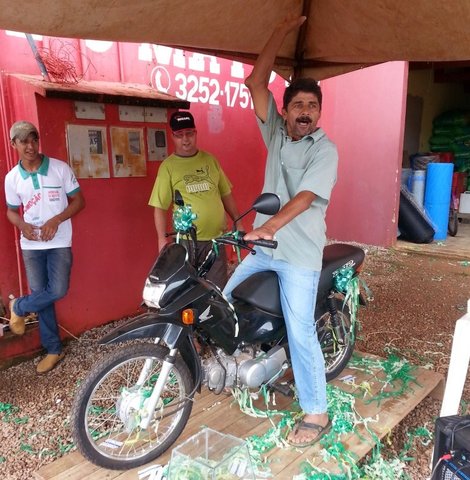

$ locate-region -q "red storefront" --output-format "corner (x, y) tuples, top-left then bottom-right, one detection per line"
(0, 32), (406, 363)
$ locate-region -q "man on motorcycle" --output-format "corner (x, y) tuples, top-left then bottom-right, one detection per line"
(223, 15), (338, 447)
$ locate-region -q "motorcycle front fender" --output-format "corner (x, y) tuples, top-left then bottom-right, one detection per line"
(99, 312), (189, 347)
(99, 312), (203, 392)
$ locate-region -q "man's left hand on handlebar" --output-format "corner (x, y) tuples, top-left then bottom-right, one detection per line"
(243, 225), (275, 241)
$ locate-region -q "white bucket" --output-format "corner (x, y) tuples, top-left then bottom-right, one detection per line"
(459, 191), (470, 214)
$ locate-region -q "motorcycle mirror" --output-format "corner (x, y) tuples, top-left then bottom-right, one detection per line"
(252, 193), (281, 216)
(174, 190), (184, 207)
(233, 193), (280, 227)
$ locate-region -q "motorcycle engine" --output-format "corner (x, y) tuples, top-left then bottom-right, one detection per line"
(202, 345), (288, 393)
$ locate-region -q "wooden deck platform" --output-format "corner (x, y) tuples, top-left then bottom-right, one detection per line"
(33, 352), (444, 479)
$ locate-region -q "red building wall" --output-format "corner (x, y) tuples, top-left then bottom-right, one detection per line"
(321, 62), (408, 246)
(0, 31), (406, 362)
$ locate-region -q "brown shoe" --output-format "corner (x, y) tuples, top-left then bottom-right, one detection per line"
(36, 353), (65, 374)
(9, 299), (25, 336)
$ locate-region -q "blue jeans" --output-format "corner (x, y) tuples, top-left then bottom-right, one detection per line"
(14, 248), (72, 354)
(223, 248), (327, 414)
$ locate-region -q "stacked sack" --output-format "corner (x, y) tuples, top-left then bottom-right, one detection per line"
(429, 110), (470, 189)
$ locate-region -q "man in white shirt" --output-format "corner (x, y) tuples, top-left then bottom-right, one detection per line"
(4, 121), (85, 373)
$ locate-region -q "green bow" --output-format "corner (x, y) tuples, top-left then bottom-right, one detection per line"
(173, 205), (197, 232)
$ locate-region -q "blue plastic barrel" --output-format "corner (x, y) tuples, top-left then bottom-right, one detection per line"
(424, 163), (454, 240)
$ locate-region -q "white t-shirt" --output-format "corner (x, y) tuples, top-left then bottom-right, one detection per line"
(4, 155), (81, 250)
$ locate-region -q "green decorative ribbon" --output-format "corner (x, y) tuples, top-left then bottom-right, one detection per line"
(332, 266), (373, 344)
(172, 205), (197, 232)
(0, 402), (28, 424)
(226, 354), (423, 480)
(212, 230), (245, 262)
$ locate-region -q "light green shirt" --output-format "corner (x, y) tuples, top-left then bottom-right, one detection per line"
(148, 150), (232, 240)
(254, 93), (338, 270)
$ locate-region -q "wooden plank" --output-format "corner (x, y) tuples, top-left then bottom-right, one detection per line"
(265, 363), (381, 478)
(34, 354), (444, 480)
(32, 452), (88, 480)
(47, 458), (101, 480)
(76, 466), (128, 480)
(265, 361), (444, 478)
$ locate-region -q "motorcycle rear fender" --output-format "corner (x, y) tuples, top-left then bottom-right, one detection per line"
(98, 312), (202, 391)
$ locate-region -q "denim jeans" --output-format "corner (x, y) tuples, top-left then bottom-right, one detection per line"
(223, 248), (327, 414)
(14, 248), (72, 354)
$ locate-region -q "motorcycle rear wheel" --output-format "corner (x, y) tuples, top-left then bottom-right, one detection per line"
(316, 297), (355, 382)
(71, 343), (193, 470)
(448, 207), (459, 237)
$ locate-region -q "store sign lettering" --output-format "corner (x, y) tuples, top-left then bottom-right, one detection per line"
(5, 32), (274, 110)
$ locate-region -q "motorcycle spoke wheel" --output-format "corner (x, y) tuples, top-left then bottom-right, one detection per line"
(316, 297), (355, 382)
(72, 343), (193, 470)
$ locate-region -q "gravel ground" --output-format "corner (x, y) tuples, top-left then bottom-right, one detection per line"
(1, 246), (470, 479)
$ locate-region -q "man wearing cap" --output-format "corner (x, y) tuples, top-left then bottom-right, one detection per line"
(4, 121), (85, 373)
(148, 111), (243, 287)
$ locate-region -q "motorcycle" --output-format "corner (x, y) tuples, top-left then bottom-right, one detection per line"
(71, 192), (366, 470)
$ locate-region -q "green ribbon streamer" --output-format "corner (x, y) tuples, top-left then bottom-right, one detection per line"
(212, 230), (245, 262)
(0, 402), (29, 424)
(227, 354), (423, 480)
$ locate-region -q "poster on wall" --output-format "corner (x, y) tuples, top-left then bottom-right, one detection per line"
(66, 124), (110, 178)
(110, 127), (146, 177)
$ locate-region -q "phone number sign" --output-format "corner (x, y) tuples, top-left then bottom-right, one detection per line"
(151, 66), (253, 110)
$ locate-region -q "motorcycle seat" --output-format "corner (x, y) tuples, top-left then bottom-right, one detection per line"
(318, 243), (365, 293)
(231, 244), (365, 316)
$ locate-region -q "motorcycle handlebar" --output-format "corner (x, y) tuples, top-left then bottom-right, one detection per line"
(250, 238), (278, 249)
(214, 236), (278, 250)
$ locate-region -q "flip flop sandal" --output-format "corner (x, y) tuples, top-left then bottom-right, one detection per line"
(286, 418), (332, 448)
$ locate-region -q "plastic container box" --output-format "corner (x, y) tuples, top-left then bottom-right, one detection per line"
(460, 191), (470, 213)
(168, 428), (255, 479)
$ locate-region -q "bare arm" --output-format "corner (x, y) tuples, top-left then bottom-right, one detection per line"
(244, 190), (315, 241)
(221, 192), (245, 231)
(245, 15), (306, 122)
(154, 207), (171, 252)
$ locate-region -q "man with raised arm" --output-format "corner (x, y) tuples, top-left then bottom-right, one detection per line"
(223, 16), (338, 446)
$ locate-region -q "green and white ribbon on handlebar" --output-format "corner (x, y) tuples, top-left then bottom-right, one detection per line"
(212, 230), (245, 263)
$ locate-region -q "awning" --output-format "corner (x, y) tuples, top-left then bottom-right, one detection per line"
(1, 1), (470, 80)
(10, 73), (190, 109)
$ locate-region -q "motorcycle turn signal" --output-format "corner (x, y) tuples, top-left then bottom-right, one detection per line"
(182, 309), (195, 325)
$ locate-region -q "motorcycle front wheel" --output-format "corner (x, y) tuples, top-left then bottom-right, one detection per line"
(316, 296), (355, 382)
(71, 343), (193, 470)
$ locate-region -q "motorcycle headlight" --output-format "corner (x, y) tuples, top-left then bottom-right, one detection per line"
(143, 280), (166, 309)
